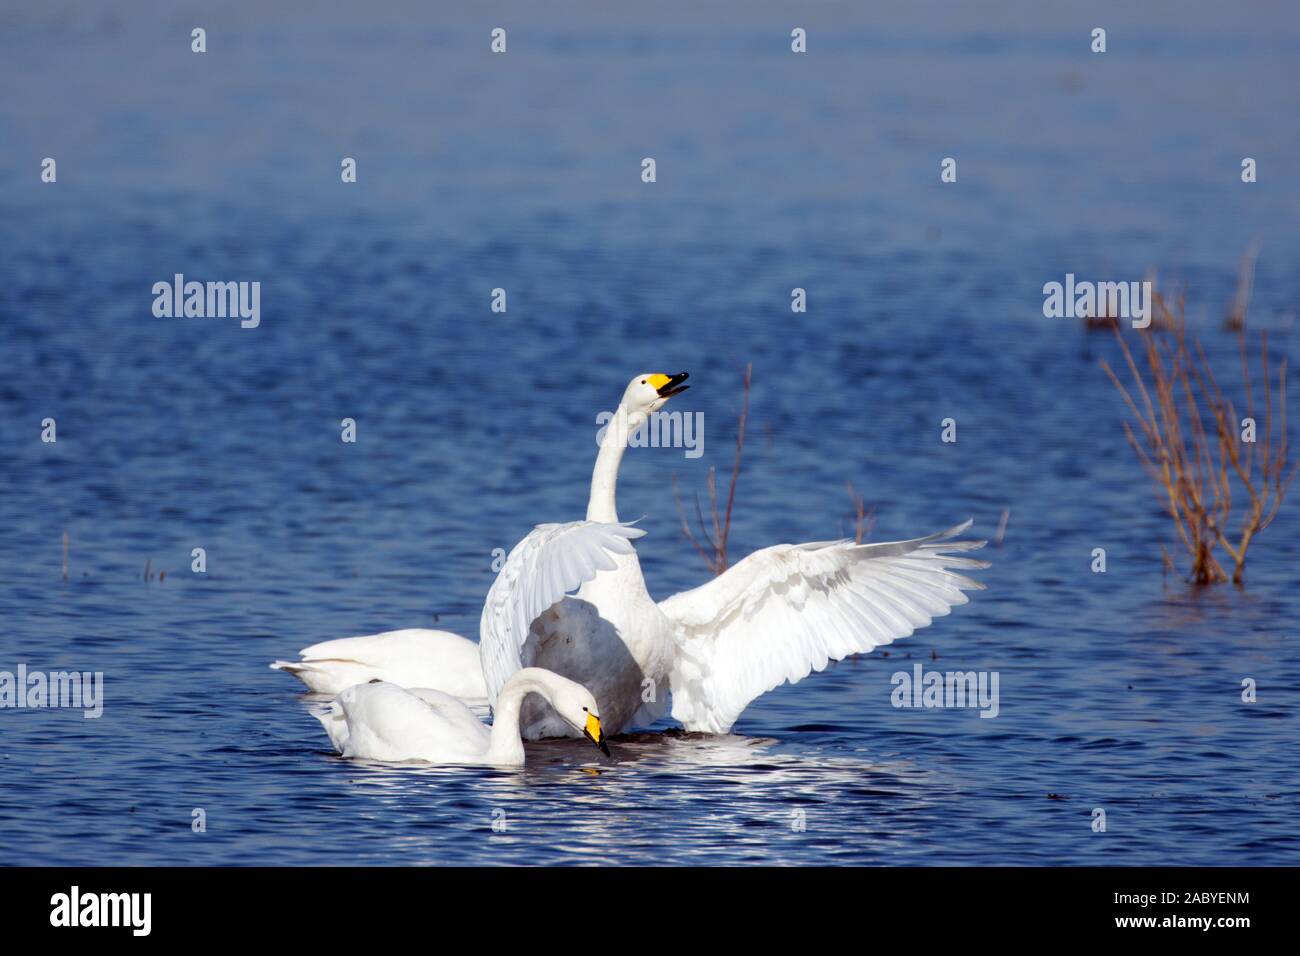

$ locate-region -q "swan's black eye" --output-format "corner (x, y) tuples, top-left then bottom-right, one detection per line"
(640, 379), (646, 384)
(582, 706), (589, 712)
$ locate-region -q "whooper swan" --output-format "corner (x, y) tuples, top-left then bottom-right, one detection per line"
(313, 668), (608, 766)
(479, 372), (989, 738)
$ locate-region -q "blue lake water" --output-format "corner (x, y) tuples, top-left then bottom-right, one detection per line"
(1, 1), (1298, 865)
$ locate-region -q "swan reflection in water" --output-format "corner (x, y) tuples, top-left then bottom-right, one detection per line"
(325, 726), (939, 865)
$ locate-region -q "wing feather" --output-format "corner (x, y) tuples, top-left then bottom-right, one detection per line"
(479, 520), (645, 703)
(660, 521), (988, 733)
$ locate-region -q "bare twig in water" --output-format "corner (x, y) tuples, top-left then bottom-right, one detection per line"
(1225, 240), (1262, 332)
(1101, 291), (1296, 586)
(673, 363), (751, 575)
(845, 481), (876, 544)
(994, 508), (1010, 547)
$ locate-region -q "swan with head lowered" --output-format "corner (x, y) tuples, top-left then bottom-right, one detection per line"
(480, 372), (990, 739)
(313, 668), (609, 766)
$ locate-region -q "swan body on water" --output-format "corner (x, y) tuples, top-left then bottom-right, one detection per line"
(481, 372), (989, 739)
(314, 667), (608, 766)
(271, 628), (486, 700)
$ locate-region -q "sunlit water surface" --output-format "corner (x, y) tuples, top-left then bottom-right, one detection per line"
(1, 2), (1298, 865)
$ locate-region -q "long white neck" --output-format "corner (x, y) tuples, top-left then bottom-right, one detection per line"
(587, 405), (643, 523)
(487, 668), (561, 766)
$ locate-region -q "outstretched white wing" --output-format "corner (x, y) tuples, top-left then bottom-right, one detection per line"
(659, 521), (988, 734)
(479, 520), (646, 704)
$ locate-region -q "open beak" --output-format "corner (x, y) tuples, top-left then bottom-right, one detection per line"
(583, 712), (611, 757)
(652, 371), (690, 399)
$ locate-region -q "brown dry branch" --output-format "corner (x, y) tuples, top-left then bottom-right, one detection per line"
(1101, 293), (1295, 585)
(1082, 268), (1164, 331)
(673, 363), (751, 576)
(845, 481), (876, 544)
(1225, 240), (1262, 331)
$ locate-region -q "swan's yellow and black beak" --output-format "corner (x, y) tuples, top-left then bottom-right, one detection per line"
(583, 712), (611, 757)
(648, 372), (690, 399)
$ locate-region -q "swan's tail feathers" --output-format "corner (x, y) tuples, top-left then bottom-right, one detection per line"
(269, 659), (334, 677)
(270, 629), (489, 699)
(269, 660), (312, 680)
(268, 658), (365, 696)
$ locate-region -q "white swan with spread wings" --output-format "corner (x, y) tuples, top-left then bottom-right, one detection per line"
(480, 372), (989, 739)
